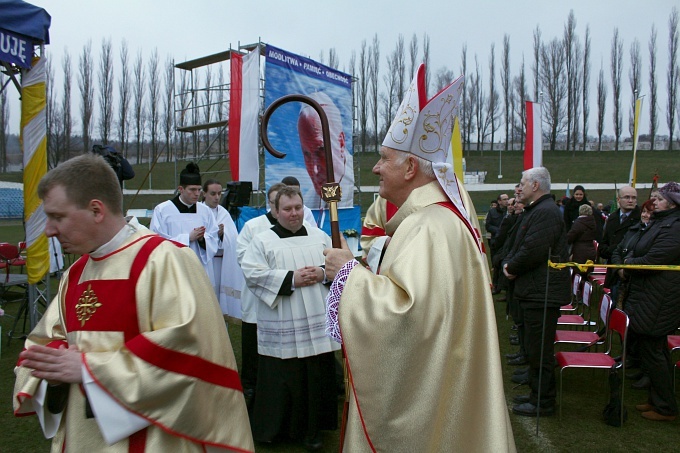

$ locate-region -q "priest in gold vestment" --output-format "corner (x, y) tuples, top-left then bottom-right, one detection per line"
(13, 154), (254, 452)
(324, 65), (515, 452)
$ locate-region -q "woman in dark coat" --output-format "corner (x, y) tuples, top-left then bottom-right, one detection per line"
(563, 185), (604, 240)
(566, 203), (597, 266)
(622, 182), (680, 422)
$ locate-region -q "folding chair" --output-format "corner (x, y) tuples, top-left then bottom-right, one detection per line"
(557, 279), (593, 328)
(555, 293), (612, 347)
(555, 308), (629, 422)
(0, 242), (22, 283)
(561, 272), (582, 313)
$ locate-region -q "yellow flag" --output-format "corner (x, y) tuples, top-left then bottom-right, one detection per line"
(451, 116), (463, 181)
(628, 97), (643, 188)
(21, 57), (50, 284)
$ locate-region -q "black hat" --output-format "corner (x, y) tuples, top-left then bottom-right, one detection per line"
(180, 162), (201, 186)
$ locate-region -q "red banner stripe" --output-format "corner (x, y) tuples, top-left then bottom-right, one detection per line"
(228, 53), (244, 180)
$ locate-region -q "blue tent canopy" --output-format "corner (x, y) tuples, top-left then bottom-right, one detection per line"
(0, 0), (51, 43)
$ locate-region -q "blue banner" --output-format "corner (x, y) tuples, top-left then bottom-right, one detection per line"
(0, 28), (33, 69)
(264, 44), (356, 212)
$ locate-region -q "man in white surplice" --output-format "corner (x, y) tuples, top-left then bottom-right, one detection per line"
(150, 162), (219, 285)
(202, 178), (243, 318)
(241, 186), (339, 449)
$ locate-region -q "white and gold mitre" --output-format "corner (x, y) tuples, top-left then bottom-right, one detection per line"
(382, 64), (464, 163)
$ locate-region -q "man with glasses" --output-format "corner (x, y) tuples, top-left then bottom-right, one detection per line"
(600, 186), (641, 294)
(150, 163), (219, 284)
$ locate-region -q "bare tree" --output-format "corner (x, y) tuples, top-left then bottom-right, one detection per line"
(473, 55), (488, 152)
(201, 64), (211, 157)
(409, 34), (419, 77)
(649, 25), (659, 150)
(46, 58), (60, 167)
(423, 33), (431, 94)
(540, 38), (567, 151)
(118, 40), (131, 157)
(215, 63), (225, 157)
(610, 28), (624, 151)
(501, 35), (511, 151)
(434, 67), (455, 92)
(513, 56), (528, 151)
(394, 34), (406, 100)
(667, 7), (679, 151)
(582, 26), (591, 151)
(369, 34), (380, 150)
(628, 39), (642, 137)
(358, 40), (369, 153)
(78, 40), (95, 153)
(460, 44), (471, 150)
(532, 26), (542, 102)
(61, 50), (73, 160)
(487, 44), (500, 153)
(464, 72), (477, 152)
(147, 49), (161, 160)
(162, 56), (175, 162)
(177, 69), (190, 159)
(380, 54), (398, 140)
(0, 78), (8, 172)
(328, 48), (339, 69)
(563, 11), (577, 152)
(570, 40), (583, 153)
(597, 63), (608, 151)
(97, 38), (114, 145)
(132, 50), (145, 163)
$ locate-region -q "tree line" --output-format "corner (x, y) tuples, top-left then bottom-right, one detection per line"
(0, 7), (678, 173)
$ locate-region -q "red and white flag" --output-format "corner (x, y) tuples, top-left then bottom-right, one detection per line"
(229, 50), (260, 186)
(524, 101), (542, 170)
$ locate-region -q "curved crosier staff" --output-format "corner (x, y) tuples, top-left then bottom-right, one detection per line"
(261, 94), (348, 450)
(260, 94), (343, 247)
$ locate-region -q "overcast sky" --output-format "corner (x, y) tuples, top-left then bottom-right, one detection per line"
(6, 0), (679, 137)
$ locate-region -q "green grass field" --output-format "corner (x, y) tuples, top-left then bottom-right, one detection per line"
(1, 149), (679, 452)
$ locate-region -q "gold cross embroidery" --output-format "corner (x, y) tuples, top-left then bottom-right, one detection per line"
(76, 284), (102, 327)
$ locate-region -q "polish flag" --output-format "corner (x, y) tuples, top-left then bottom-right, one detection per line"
(524, 101), (542, 170)
(229, 50), (260, 186)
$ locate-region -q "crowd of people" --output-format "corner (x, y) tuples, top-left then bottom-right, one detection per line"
(13, 64), (518, 452)
(490, 180), (680, 422)
(12, 61), (680, 451)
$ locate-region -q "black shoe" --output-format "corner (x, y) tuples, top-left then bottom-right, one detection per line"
(507, 356), (528, 366)
(511, 324), (518, 331)
(509, 337), (520, 345)
(505, 352), (522, 359)
(513, 366), (529, 375)
(303, 433), (323, 451)
(513, 394), (531, 404)
(509, 334), (518, 341)
(631, 375), (651, 390)
(498, 297), (507, 302)
(511, 373), (529, 385)
(512, 402), (555, 417)
(492, 288), (501, 295)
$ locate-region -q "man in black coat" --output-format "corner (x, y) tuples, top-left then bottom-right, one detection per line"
(599, 186), (641, 291)
(486, 194), (509, 292)
(503, 167), (570, 417)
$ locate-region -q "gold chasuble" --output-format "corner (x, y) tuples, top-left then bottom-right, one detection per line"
(339, 182), (515, 452)
(14, 231), (254, 452)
